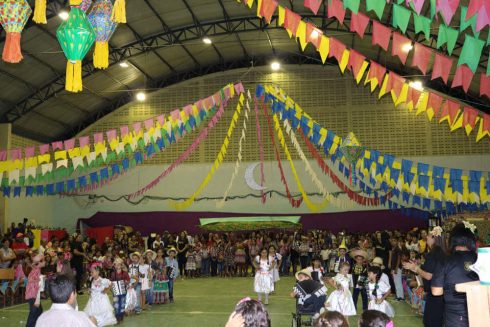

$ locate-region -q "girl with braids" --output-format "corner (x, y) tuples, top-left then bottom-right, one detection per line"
(225, 298), (271, 327)
(367, 266), (395, 318)
(84, 262), (117, 326)
(253, 248), (275, 304)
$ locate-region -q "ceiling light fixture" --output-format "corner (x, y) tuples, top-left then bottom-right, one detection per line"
(58, 11), (69, 21)
(402, 43), (413, 52)
(310, 29), (320, 39)
(119, 62), (129, 68)
(136, 92), (146, 101)
(409, 80), (424, 91)
(202, 37), (212, 44)
(270, 61), (281, 71)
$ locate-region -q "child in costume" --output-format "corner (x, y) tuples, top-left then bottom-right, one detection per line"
(165, 247), (179, 303)
(253, 248), (274, 305)
(25, 253), (45, 327)
(326, 261), (356, 316)
(351, 248), (369, 312)
(152, 248), (169, 304)
(84, 262), (117, 326)
(367, 265), (395, 318)
(127, 252), (142, 314)
(110, 257), (130, 324)
(307, 256), (325, 284)
(268, 245), (282, 286)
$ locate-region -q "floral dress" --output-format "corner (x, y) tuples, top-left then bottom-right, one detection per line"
(152, 259), (169, 304)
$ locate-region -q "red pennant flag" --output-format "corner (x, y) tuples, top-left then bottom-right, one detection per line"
(467, 0), (484, 19)
(304, 0), (323, 15)
(427, 92), (443, 115)
(260, 0), (279, 24)
(306, 22), (323, 49)
(480, 73), (490, 98)
(407, 86), (422, 105)
(350, 11), (370, 38)
(348, 49), (366, 75)
(451, 64), (474, 93)
(284, 8), (301, 35)
(367, 60), (387, 84)
(392, 32), (412, 64)
(411, 43), (432, 74)
(431, 53), (453, 84)
(463, 107), (479, 130)
(328, 0), (346, 25)
(372, 21), (391, 51)
(328, 37), (346, 62)
(439, 99), (460, 123)
(386, 71), (406, 97)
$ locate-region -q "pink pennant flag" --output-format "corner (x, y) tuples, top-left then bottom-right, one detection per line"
(106, 129), (117, 141)
(223, 86), (231, 100)
(411, 0), (425, 14)
(328, 37), (346, 63)
(64, 138), (75, 150)
(183, 105), (193, 116)
(234, 83), (245, 94)
(170, 109), (181, 121)
(475, 4), (490, 31)
(451, 64), (474, 93)
(0, 150), (7, 161)
(285, 7), (301, 35)
(94, 132), (104, 144)
(120, 125), (129, 137)
(157, 114), (165, 126)
(467, 0), (484, 19)
(25, 146), (35, 158)
(10, 148), (21, 160)
(306, 22), (323, 49)
(79, 136), (90, 148)
(372, 21), (392, 51)
(437, 0), (460, 24)
(144, 118), (154, 130)
(431, 53), (453, 84)
(133, 122), (142, 135)
(328, 0), (346, 25)
(480, 73), (490, 98)
(259, 0), (278, 24)
(51, 141), (63, 150)
(391, 32), (411, 64)
(39, 144), (50, 155)
(350, 11), (370, 39)
(304, 0), (322, 15)
(204, 96), (214, 109)
(411, 43), (432, 74)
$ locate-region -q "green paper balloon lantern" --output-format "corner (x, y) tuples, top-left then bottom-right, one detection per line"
(56, 7), (96, 93)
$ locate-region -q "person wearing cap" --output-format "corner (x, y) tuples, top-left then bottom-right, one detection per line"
(12, 232), (29, 255)
(165, 247), (179, 303)
(370, 257), (390, 287)
(291, 269), (328, 314)
(351, 248), (369, 312)
(128, 252), (143, 314)
(333, 238), (352, 273)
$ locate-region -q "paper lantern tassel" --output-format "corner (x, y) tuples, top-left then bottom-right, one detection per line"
(65, 60), (83, 93)
(2, 32), (23, 63)
(111, 0), (126, 23)
(33, 0), (47, 24)
(93, 41), (109, 69)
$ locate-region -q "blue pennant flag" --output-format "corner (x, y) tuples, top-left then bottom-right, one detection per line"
(100, 168), (109, 181)
(365, 186), (372, 194)
(418, 175), (430, 191)
(434, 177), (446, 193)
(146, 144), (155, 158)
(13, 187), (21, 197)
(67, 179), (76, 192)
(26, 186), (34, 197)
(134, 151), (143, 164)
(89, 172), (99, 184)
(402, 192), (410, 203)
(422, 198), (431, 210)
(255, 84), (265, 97)
(46, 184), (55, 195)
(446, 201), (456, 215)
(384, 154), (395, 168)
(376, 163), (386, 177)
(79, 176), (87, 188)
(370, 150), (380, 163)
(291, 116), (300, 129)
(156, 137), (164, 150)
(2, 186), (11, 197)
(188, 115), (196, 128)
(122, 158), (129, 171)
(451, 179), (463, 194)
(36, 185), (44, 196)
(468, 180), (480, 195)
(380, 182), (389, 192)
(56, 182), (64, 194)
(450, 168), (463, 181)
(401, 159), (412, 174)
(418, 163), (429, 175)
(392, 188), (400, 198)
(199, 109), (206, 121)
(390, 168), (400, 183)
(111, 164), (120, 176)
(432, 166), (444, 178)
(434, 200), (442, 210)
(469, 170), (482, 181)
(413, 195), (421, 206)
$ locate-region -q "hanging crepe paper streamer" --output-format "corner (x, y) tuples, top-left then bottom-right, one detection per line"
(167, 99), (244, 210)
(262, 99), (303, 208)
(0, 0), (32, 63)
(88, 0), (117, 69)
(339, 133), (365, 185)
(33, 0), (46, 24)
(111, 0), (126, 23)
(57, 7), (96, 92)
(217, 92), (250, 208)
(254, 95), (266, 204)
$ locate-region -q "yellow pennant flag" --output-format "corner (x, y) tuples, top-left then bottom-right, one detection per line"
(378, 74), (390, 99)
(415, 91), (428, 115)
(355, 61), (369, 84)
(257, 0), (262, 17)
(278, 6), (285, 26)
(246, 0), (254, 8)
(393, 83), (409, 107)
(450, 112), (463, 131)
(297, 21), (308, 51)
(338, 49), (350, 74)
(317, 35), (329, 63)
(465, 116), (479, 136)
(476, 118), (489, 142)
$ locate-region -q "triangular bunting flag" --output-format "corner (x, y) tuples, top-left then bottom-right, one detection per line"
(260, 0), (278, 24)
(317, 35), (330, 63)
(426, 92), (443, 121)
(462, 107), (479, 135)
(411, 43), (432, 74)
(372, 21), (391, 51)
(350, 11), (370, 38)
(413, 14), (432, 40)
(460, 6), (480, 36)
(348, 49), (368, 84)
(392, 4), (412, 33)
(476, 113), (490, 141)
(438, 99), (460, 126)
(304, 0), (323, 15)
(410, 0), (425, 14)
(481, 73), (490, 98)
(306, 22), (323, 49)
(406, 86), (422, 110)
(457, 35), (485, 73)
(284, 8), (301, 36)
(431, 53), (453, 84)
(437, 24), (458, 55)
(437, 0), (460, 25)
(366, 0), (386, 20)
(297, 21), (308, 50)
(343, 0), (360, 14)
(328, 37), (347, 64)
(392, 32), (412, 64)
(365, 60), (387, 92)
(451, 64), (474, 92)
(328, 0), (346, 25)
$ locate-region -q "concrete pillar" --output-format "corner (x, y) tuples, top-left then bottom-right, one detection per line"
(0, 123), (11, 234)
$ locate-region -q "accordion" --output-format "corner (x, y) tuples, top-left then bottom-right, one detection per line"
(167, 266), (176, 279)
(111, 280), (127, 296)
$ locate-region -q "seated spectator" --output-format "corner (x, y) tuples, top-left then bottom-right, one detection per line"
(314, 310), (349, 327)
(225, 297), (270, 327)
(36, 274), (96, 327)
(358, 310), (392, 327)
(291, 269), (328, 314)
(12, 233), (28, 255)
(0, 238), (16, 268)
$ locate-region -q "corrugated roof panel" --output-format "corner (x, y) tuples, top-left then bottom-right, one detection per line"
(0, 55), (57, 89)
(34, 101), (82, 126)
(129, 52), (171, 79)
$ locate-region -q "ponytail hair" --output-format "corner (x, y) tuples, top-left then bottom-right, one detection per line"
(367, 266), (382, 298)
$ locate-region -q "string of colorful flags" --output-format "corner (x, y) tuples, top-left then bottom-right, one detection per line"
(240, 0), (490, 141)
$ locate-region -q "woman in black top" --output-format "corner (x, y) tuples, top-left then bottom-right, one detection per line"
(176, 231), (189, 277)
(431, 223), (479, 327)
(403, 226), (447, 327)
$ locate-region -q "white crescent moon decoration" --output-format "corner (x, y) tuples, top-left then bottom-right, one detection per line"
(245, 162), (267, 191)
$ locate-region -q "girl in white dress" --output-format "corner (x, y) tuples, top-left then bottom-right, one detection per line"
(268, 245), (282, 285)
(367, 265), (395, 318)
(254, 248), (275, 304)
(84, 262), (117, 326)
(326, 262), (356, 316)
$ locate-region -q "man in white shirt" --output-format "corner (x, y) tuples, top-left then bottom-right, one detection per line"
(36, 275), (95, 327)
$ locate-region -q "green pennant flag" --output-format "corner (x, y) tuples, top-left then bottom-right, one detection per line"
(430, 0), (436, 19)
(366, 0), (386, 20)
(460, 7), (479, 37)
(413, 14), (431, 40)
(392, 4), (412, 34)
(437, 24), (458, 55)
(487, 58), (490, 76)
(343, 0), (360, 13)
(458, 35), (485, 73)
(488, 32), (490, 46)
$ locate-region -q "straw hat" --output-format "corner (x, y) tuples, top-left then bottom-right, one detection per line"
(130, 252), (141, 260)
(350, 248), (367, 259)
(371, 257), (385, 269)
(144, 249), (157, 260)
(167, 247), (177, 254)
(295, 268), (312, 280)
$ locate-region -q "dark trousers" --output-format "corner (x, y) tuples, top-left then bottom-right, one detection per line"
(352, 287), (368, 311)
(177, 253), (187, 276)
(211, 258), (218, 276)
(290, 252), (299, 274)
(72, 262), (84, 291)
(423, 294), (444, 327)
(168, 278), (174, 301)
(300, 255), (309, 269)
(113, 294), (126, 319)
(26, 299), (43, 327)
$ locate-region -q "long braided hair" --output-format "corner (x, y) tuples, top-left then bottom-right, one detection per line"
(367, 265), (382, 298)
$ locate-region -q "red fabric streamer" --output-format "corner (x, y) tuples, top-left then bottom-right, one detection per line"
(368, 61), (387, 84)
(328, 0), (346, 25)
(411, 43), (432, 74)
(391, 32), (411, 64)
(350, 11), (370, 38)
(372, 21), (391, 51)
(431, 53), (453, 84)
(451, 64), (474, 93)
(261, 101), (303, 208)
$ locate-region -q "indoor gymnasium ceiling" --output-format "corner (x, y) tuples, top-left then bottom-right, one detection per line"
(0, 0), (488, 143)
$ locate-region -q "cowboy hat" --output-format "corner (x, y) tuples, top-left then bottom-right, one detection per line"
(371, 257), (385, 269)
(350, 248), (367, 259)
(130, 252), (141, 259)
(167, 247), (177, 254)
(144, 249), (157, 260)
(295, 268), (312, 280)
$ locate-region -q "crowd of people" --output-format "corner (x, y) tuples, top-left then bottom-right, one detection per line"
(0, 219), (482, 327)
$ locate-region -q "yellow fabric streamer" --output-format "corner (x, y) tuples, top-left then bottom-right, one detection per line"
(111, 0), (126, 24)
(65, 61), (83, 93)
(33, 0), (47, 24)
(93, 41), (109, 69)
(168, 99), (244, 210)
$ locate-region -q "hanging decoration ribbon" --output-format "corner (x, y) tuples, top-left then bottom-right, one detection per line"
(167, 93), (245, 210)
(254, 96), (267, 203)
(216, 90), (252, 208)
